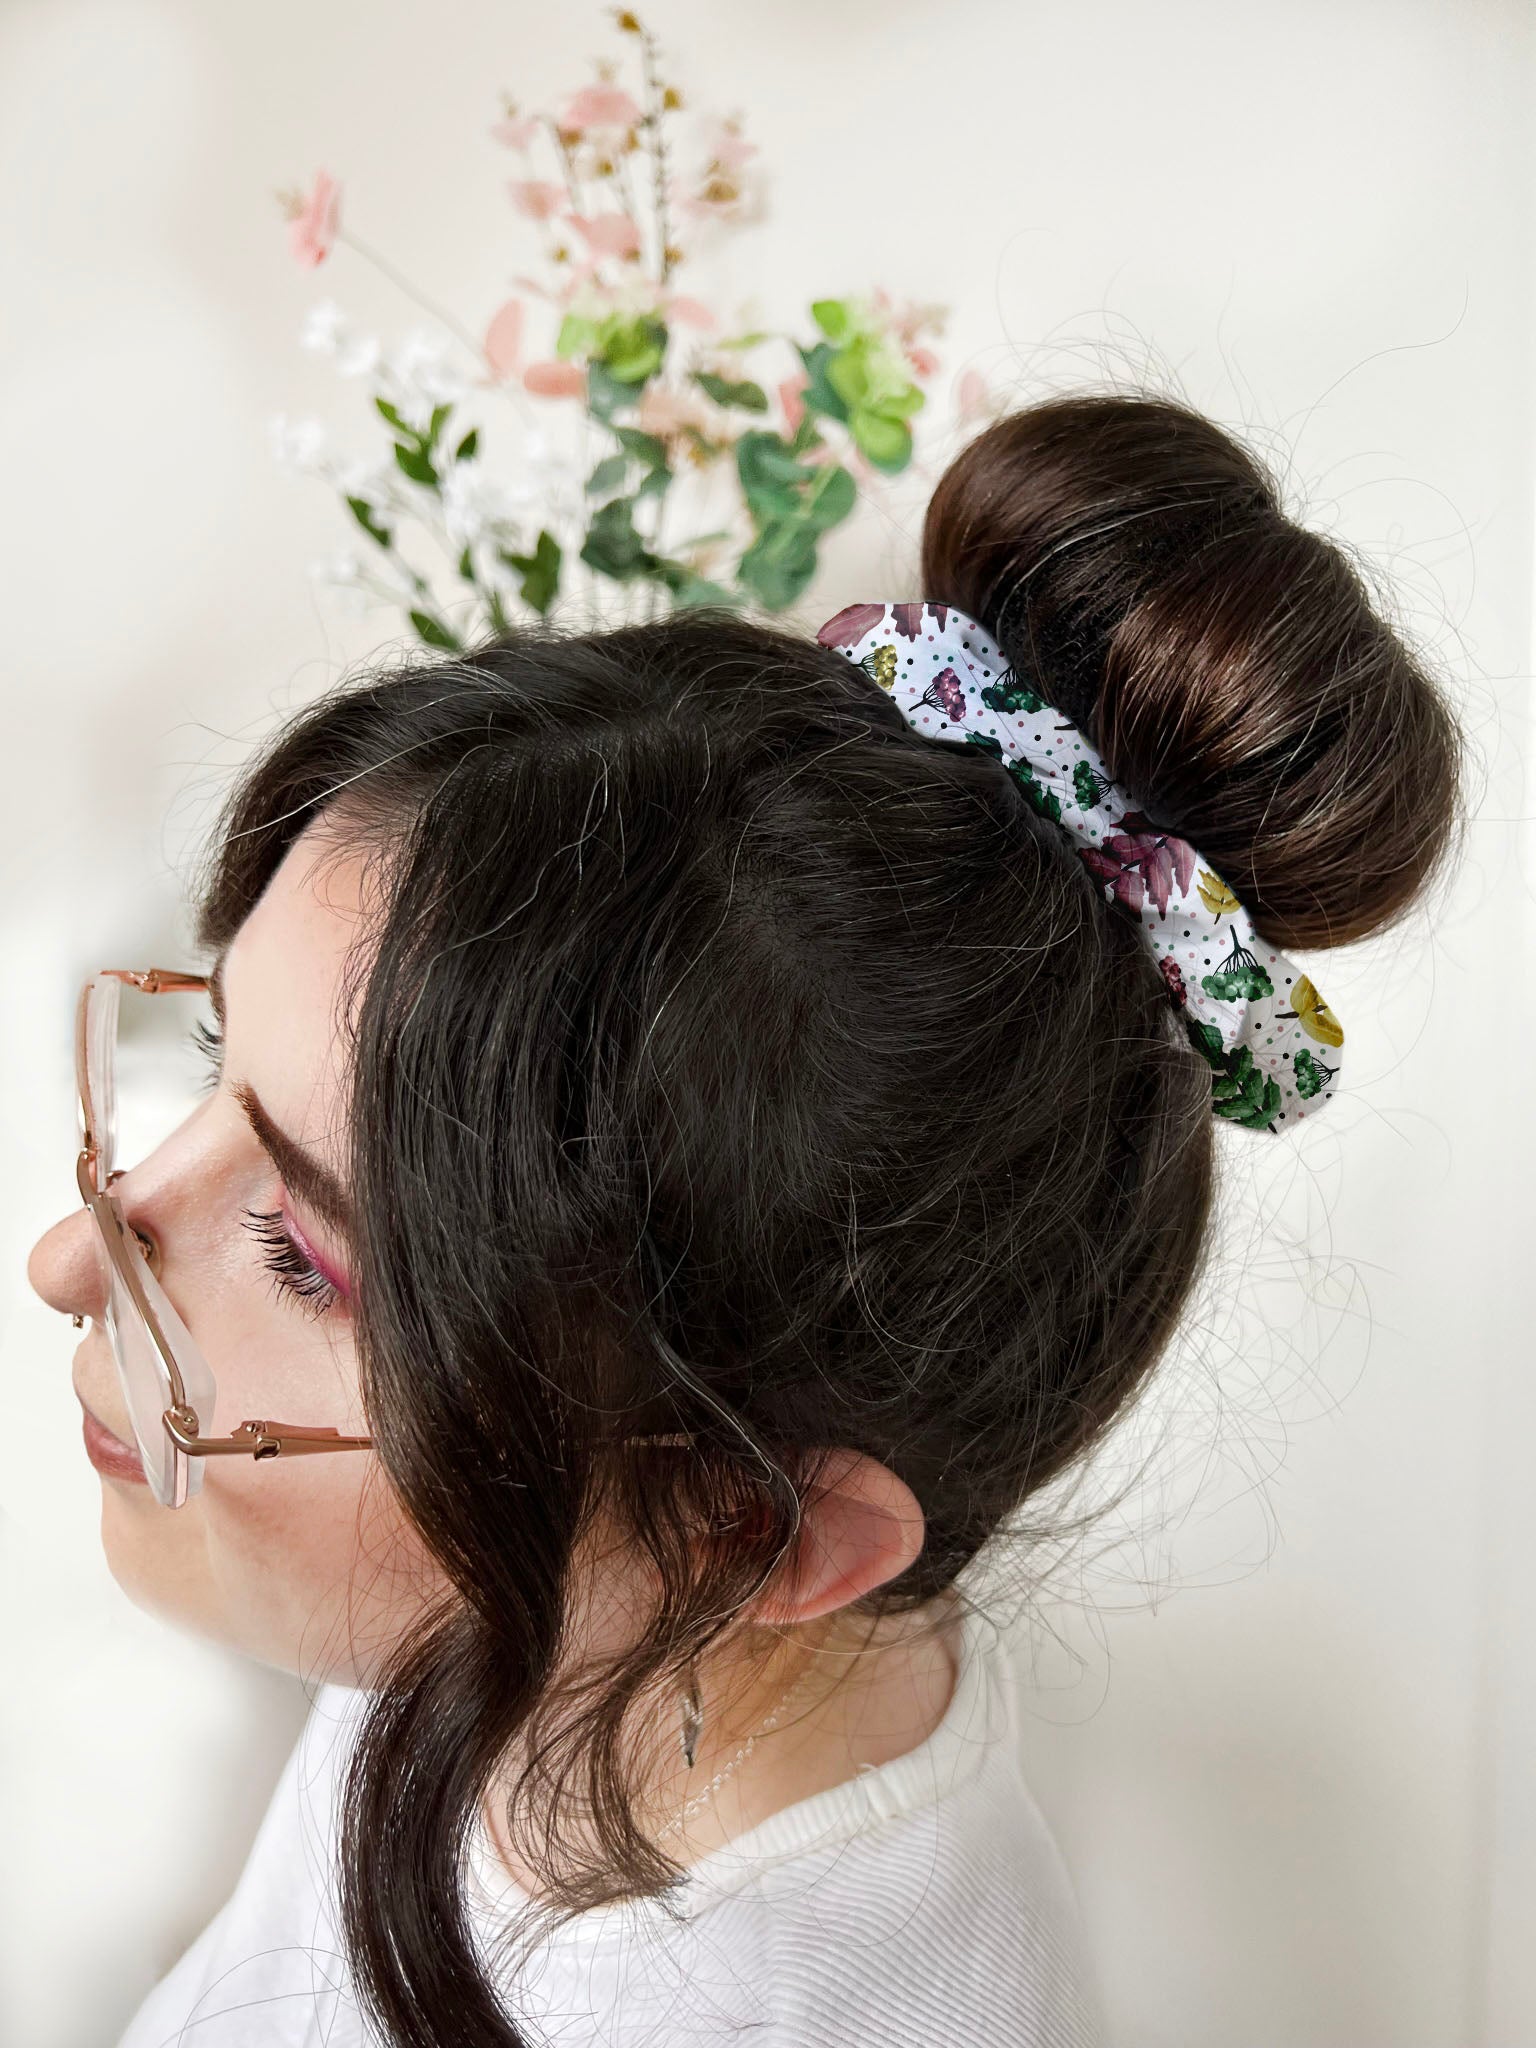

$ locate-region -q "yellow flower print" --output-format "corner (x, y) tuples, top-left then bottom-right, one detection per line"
(1290, 974), (1344, 1047)
(1196, 867), (1241, 918)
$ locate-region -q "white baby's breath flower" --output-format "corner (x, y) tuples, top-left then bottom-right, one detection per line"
(309, 548), (363, 585)
(332, 455), (398, 513)
(440, 462), (526, 550)
(469, 536), (522, 596)
(268, 411), (330, 472)
(385, 327), (469, 430)
(336, 333), (382, 379)
(367, 549), (423, 602)
(300, 300), (348, 355)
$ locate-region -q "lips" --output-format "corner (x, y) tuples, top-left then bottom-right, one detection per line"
(78, 1395), (147, 1486)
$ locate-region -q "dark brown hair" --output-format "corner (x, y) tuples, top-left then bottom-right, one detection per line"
(194, 392), (1465, 2046)
(923, 395), (1463, 947)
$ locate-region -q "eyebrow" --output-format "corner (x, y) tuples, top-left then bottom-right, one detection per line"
(208, 955), (353, 1237)
(233, 1080), (354, 1238)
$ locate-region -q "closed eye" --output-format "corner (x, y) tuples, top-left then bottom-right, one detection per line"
(190, 1016), (224, 1096)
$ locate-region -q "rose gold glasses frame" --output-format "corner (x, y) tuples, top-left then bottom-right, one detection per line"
(75, 968), (375, 1493)
(76, 967), (696, 1508)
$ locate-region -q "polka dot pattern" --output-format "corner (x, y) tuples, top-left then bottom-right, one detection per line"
(816, 601), (1345, 1133)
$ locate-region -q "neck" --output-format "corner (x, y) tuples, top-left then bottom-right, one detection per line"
(481, 1599), (959, 1897)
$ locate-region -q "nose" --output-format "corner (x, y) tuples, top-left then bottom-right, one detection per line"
(27, 1202), (104, 1327)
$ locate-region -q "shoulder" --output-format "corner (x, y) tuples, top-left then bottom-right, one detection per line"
(499, 1602), (1106, 2048)
(114, 1682), (375, 2048)
(709, 1759), (1104, 2048)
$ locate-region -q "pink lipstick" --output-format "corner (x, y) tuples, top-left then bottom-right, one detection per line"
(80, 1402), (148, 1486)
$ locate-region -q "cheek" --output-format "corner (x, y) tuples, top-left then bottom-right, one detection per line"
(101, 1450), (448, 1683)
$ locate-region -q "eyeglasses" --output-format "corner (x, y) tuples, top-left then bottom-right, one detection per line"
(75, 968), (374, 1509)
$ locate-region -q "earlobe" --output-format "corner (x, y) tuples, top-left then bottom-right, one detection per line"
(750, 1449), (927, 1626)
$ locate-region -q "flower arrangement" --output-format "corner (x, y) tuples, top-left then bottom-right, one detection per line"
(270, 9), (989, 651)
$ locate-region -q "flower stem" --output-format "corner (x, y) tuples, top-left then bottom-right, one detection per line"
(334, 225), (534, 427)
(638, 26), (673, 287)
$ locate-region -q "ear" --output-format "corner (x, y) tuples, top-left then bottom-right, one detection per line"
(748, 1448), (927, 1626)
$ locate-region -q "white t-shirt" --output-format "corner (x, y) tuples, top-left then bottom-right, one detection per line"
(117, 1597), (1105, 2046)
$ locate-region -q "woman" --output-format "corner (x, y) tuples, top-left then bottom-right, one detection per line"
(29, 393), (1464, 2047)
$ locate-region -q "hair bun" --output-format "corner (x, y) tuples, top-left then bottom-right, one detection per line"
(920, 394), (1465, 949)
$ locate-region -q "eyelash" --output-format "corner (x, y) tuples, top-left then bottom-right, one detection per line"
(241, 1207), (343, 1319)
(191, 1018), (343, 1319)
(191, 1016), (224, 1094)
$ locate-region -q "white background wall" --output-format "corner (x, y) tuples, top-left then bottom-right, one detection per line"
(1, 2), (1531, 2044)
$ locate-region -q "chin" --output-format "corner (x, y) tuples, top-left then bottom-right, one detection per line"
(98, 1482), (218, 1639)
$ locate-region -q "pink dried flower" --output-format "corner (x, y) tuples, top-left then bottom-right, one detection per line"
(568, 212), (642, 260)
(698, 120), (756, 171)
(637, 384), (713, 439)
(956, 367), (995, 422)
(564, 84), (642, 132)
(509, 180), (566, 221)
(779, 370), (807, 436)
(483, 299), (525, 380)
(288, 170), (340, 268)
(905, 343), (940, 379)
(665, 295), (715, 330)
(491, 114), (541, 149)
(523, 360), (586, 399)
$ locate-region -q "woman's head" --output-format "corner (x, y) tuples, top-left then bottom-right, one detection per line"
(29, 392), (1465, 2045)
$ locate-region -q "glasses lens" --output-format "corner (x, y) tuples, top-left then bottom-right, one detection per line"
(94, 1228), (183, 1506)
(82, 975), (220, 1509)
(82, 974), (121, 1173)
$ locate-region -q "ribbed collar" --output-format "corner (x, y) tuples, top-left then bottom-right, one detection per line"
(464, 1589), (1015, 1954)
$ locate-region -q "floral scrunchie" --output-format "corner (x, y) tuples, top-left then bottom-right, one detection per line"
(817, 600), (1344, 1133)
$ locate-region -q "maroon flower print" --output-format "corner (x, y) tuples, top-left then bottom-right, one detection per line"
(920, 666), (967, 722)
(817, 603), (888, 648)
(1159, 955), (1188, 1007)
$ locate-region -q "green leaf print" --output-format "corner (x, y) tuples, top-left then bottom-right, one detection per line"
(979, 672), (1045, 715)
(1185, 1020), (1282, 1132)
(1200, 929), (1274, 1004)
(1073, 759), (1111, 810)
(1292, 1046), (1337, 1099)
(1006, 761), (1062, 824)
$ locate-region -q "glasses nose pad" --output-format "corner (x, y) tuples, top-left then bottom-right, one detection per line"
(106, 1171), (162, 1273)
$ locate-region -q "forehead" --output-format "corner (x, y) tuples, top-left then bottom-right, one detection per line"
(218, 821), (376, 1123)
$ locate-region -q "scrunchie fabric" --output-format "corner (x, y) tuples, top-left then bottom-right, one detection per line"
(816, 601), (1345, 1133)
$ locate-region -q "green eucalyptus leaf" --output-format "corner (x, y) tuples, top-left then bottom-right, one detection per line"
(600, 315), (668, 384)
(826, 346), (872, 411)
(804, 462), (856, 530)
(789, 412), (823, 456)
(659, 567), (742, 609)
(580, 496), (652, 580)
(850, 410), (912, 472)
(393, 442), (438, 487)
(586, 453), (630, 496)
(457, 545), (475, 582)
(737, 524), (819, 612)
(501, 529), (562, 616)
(409, 609), (460, 650)
(736, 431), (809, 489)
(344, 496), (393, 549)
(797, 342), (849, 424)
(615, 428), (669, 469)
(811, 299), (851, 342)
(454, 427), (480, 462)
(557, 312), (600, 359)
(694, 370), (769, 413)
(426, 403), (452, 448)
(585, 362), (631, 423)
(375, 396), (409, 434)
